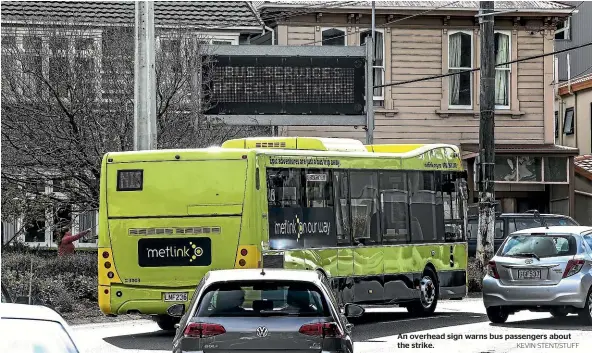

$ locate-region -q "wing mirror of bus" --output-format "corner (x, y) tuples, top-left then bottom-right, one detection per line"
(167, 304), (185, 318)
(344, 303), (364, 318)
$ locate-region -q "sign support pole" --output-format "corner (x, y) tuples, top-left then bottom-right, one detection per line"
(365, 36), (374, 145)
(134, 0), (157, 151)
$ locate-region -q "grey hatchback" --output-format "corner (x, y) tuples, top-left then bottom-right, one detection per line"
(169, 269), (364, 353)
(483, 226), (592, 325)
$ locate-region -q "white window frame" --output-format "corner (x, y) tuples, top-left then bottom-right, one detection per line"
(448, 30), (473, 110)
(494, 30), (511, 110)
(555, 17), (570, 40)
(487, 156), (569, 185)
(360, 28), (385, 101)
(7, 28), (102, 102)
(321, 27), (348, 47)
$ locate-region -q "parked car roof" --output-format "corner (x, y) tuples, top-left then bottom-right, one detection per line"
(499, 213), (575, 218)
(205, 268), (323, 284)
(511, 226), (592, 235)
(0, 303), (67, 323)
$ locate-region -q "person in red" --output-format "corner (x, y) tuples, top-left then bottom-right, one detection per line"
(58, 226), (91, 256)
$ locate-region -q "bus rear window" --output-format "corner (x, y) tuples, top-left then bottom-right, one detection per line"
(117, 170), (143, 191)
(196, 281), (329, 318)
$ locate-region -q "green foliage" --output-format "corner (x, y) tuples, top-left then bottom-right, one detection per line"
(1, 251), (97, 314)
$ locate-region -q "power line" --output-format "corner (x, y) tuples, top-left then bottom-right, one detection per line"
(301, 0), (460, 46)
(374, 41), (592, 88)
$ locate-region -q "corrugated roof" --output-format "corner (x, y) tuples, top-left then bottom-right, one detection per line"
(0, 1), (263, 28)
(255, 1), (575, 11)
(461, 143), (579, 155)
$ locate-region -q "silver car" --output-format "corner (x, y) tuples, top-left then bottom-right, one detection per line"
(483, 226), (592, 324)
(169, 268), (364, 353)
(0, 303), (82, 352)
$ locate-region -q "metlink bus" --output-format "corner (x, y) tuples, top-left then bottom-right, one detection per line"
(98, 137), (469, 329)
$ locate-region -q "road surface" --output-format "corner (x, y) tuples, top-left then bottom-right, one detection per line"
(73, 298), (590, 353)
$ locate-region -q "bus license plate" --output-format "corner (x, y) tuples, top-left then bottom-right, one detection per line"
(163, 292), (188, 302)
(517, 269), (541, 280)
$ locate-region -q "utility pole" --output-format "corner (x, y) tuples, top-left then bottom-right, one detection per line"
(365, 2), (375, 145)
(477, 1), (496, 277)
(134, 1), (157, 151)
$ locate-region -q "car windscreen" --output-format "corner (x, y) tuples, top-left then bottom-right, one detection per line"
(195, 280), (330, 318)
(0, 318), (78, 353)
(512, 217), (577, 231)
(498, 234), (577, 258)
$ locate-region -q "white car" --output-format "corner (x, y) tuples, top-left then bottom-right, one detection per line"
(0, 303), (81, 353)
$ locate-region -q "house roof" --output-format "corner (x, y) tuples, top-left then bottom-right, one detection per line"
(575, 155), (592, 181)
(558, 73), (592, 96)
(255, 0), (575, 12)
(0, 1), (264, 30)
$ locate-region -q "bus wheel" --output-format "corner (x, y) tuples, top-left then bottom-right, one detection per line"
(407, 267), (439, 316)
(154, 314), (178, 331)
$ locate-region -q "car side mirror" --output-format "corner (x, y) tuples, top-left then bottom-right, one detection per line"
(344, 303), (364, 318)
(167, 303), (185, 318)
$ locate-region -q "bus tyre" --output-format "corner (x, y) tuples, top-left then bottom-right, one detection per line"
(155, 315), (178, 331)
(577, 287), (592, 325)
(407, 267), (438, 316)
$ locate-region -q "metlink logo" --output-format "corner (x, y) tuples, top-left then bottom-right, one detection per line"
(145, 241), (203, 262)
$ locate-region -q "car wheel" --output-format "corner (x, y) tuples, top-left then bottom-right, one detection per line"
(486, 306), (509, 324)
(155, 314), (178, 331)
(550, 308), (568, 318)
(407, 267), (439, 316)
(577, 288), (592, 325)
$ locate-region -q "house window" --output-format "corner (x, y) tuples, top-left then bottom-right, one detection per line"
(322, 28), (346, 46)
(22, 36), (43, 96)
(555, 18), (570, 40)
(360, 30), (385, 102)
(554, 111), (559, 139)
(494, 31), (511, 108)
(564, 107), (574, 135)
(448, 31), (473, 108)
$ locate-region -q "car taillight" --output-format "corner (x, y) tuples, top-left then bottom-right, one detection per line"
(488, 260), (500, 279)
(299, 322), (343, 338)
(563, 259), (585, 278)
(183, 322), (226, 338)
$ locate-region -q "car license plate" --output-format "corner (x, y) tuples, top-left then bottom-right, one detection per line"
(163, 292), (188, 302)
(517, 269), (541, 280)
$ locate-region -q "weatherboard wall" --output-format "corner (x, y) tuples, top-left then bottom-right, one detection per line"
(277, 16), (552, 146)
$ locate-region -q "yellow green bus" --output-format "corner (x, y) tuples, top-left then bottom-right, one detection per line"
(98, 137), (468, 329)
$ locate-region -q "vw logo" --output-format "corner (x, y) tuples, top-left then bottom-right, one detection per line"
(525, 259), (533, 264)
(256, 326), (269, 338)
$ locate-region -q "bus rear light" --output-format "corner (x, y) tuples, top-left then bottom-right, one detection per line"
(241, 155), (247, 159)
(107, 271), (115, 279)
(239, 259), (246, 267)
(104, 289), (109, 294)
(184, 322), (226, 338)
(102, 251), (110, 258)
(104, 261), (112, 269)
(240, 248), (248, 256)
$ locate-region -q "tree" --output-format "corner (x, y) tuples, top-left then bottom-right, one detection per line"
(1, 21), (270, 243)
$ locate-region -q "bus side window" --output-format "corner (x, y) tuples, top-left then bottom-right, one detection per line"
(379, 171), (409, 244)
(333, 171), (351, 246)
(349, 171), (380, 245)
